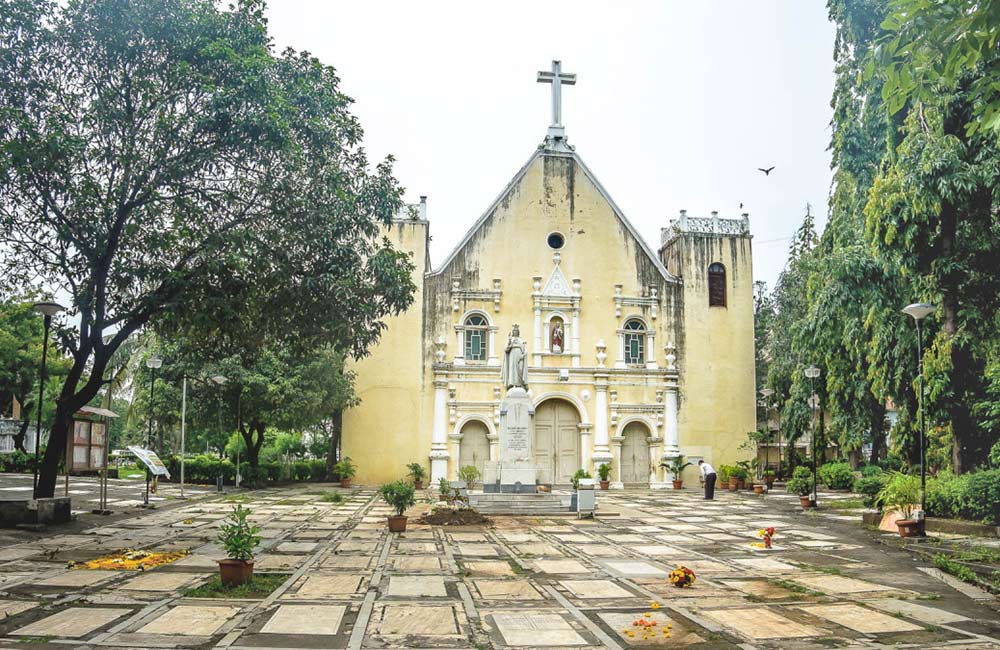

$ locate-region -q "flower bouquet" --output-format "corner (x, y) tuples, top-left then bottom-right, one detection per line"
(668, 565), (696, 588)
(751, 526), (776, 549)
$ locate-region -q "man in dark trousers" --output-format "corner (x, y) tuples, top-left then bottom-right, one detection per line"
(698, 459), (717, 500)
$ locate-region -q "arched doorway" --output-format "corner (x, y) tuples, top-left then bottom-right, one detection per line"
(533, 399), (580, 485)
(459, 420), (490, 477)
(620, 421), (651, 486)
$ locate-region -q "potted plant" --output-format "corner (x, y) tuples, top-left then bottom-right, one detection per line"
(663, 456), (693, 490)
(717, 464), (731, 488)
(379, 480), (416, 533)
(875, 472), (922, 538)
(735, 461), (752, 490)
(571, 469), (592, 490)
(217, 505), (261, 587)
(763, 468), (776, 489)
(334, 457), (356, 488)
(786, 466), (815, 508)
(407, 462), (427, 490)
(597, 463), (611, 489)
(438, 477), (452, 504)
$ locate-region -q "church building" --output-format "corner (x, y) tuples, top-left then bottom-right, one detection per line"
(343, 61), (756, 488)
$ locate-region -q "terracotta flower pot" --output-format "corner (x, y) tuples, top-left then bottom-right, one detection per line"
(765, 477), (775, 489)
(387, 515), (408, 533)
(599, 480), (610, 490)
(753, 484), (764, 494)
(413, 480), (423, 490)
(728, 477), (738, 491)
(218, 559), (254, 587)
(799, 495), (813, 508)
(340, 478), (351, 488)
(896, 519), (920, 538)
(672, 480), (683, 490)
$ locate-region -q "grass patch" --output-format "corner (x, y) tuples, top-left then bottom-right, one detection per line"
(117, 465), (145, 480)
(768, 578), (823, 597)
(319, 491), (344, 503)
(185, 573), (290, 599)
(798, 563), (843, 576)
(933, 554), (980, 584)
(826, 498), (866, 510)
(508, 560), (532, 575)
(223, 494), (251, 504)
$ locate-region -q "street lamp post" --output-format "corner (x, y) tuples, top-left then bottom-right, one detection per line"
(903, 302), (935, 528)
(144, 356), (163, 506)
(805, 365), (821, 507)
(31, 301), (65, 499)
(179, 374), (227, 498)
(760, 388), (776, 478)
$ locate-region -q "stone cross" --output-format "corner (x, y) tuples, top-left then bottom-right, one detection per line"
(536, 60), (576, 129)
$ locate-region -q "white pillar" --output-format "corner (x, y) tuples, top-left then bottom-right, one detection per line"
(571, 309), (581, 368)
(430, 379), (450, 482)
(645, 333), (657, 369)
(487, 328), (498, 366)
(533, 305), (543, 366)
(579, 424), (592, 473)
(454, 329), (465, 365)
(610, 436), (625, 489)
(663, 387), (679, 457)
(592, 375), (613, 471)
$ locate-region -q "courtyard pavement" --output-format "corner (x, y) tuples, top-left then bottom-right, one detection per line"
(0, 482), (997, 649)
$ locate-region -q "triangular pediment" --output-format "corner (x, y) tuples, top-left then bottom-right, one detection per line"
(542, 263), (571, 297)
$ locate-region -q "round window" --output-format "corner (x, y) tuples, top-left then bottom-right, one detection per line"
(547, 232), (565, 249)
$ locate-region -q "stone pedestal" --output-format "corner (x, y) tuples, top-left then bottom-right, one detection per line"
(484, 388), (538, 493)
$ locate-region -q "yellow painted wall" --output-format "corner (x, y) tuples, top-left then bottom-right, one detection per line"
(342, 218), (431, 485)
(662, 232), (756, 472)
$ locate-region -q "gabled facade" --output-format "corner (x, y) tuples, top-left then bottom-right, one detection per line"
(342, 133), (756, 488)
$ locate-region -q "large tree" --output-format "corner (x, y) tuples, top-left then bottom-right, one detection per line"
(0, 0), (414, 497)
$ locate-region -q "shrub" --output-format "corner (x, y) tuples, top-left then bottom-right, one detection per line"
(786, 465), (814, 496)
(571, 469), (592, 490)
(818, 461), (855, 490)
(717, 464), (734, 482)
(378, 480), (416, 516)
(597, 463), (611, 481)
(333, 457), (356, 480)
(926, 469), (1000, 524)
(458, 465), (480, 491)
(242, 465), (268, 487)
(406, 462), (427, 484)
(875, 472), (921, 519)
(855, 473), (888, 507)
(293, 460), (311, 481)
(438, 477), (450, 495)
(860, 464), (883, 478)
(308, 459), (327, 481)
(218, 505), (261, 561)
(878, 452), (903, 472)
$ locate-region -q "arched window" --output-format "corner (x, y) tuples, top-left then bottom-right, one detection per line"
(708, 263), (727, 307)
(464, 314), (488, 362)
(623, 319), (645, 365)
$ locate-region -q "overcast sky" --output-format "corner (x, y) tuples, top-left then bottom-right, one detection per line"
(266, 1), (836, 291)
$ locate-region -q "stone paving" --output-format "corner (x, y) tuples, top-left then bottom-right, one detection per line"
(0, 484), (997, 649)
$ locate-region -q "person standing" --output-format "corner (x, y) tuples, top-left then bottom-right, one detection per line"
(698, 459), (717, 500)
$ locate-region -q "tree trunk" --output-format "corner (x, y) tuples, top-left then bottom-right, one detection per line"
(13, 419), (29, 453)
(239, 419), (266, 466)
(325, 409), (342, 476)
(869, 403), (887, 465)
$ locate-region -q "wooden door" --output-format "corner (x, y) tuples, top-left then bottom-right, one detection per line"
(459, 421), (491, 477)
(621, 423), (650, 485)
(534, 400), (580, 485)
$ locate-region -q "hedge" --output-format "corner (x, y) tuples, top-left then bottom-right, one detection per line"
(818, 461), (855, 490)
(925, 469), (1000, 524)
(162, 455), (329, 486)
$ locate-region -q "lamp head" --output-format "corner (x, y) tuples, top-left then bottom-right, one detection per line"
(804, 365), (821, 379)
(760, 388), (775, 398)
(211, 375), (227, 385)
(902, 303), (935, 321)
(33, 301), (65, 318)
(146, 356), (163, 370)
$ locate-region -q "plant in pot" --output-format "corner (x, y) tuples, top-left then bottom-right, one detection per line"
(875, 472), (922, 538)
(664, 456), (693, 489)
(379, 479), (416, 533)
(597, 463), (612, 489)
(736, 461), (752, 490)
(786, 466), (815, 508)
(571, 469), (592, 490)
(717, 464), (731, 488)
(217, 505), (261, 587)
(763, 468), (776, 489)
(407, 462), (427, 490)
(334, 457), (356, 488)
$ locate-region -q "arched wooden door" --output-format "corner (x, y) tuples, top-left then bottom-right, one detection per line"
(459, 420), (491, 477)
(533, 399), (580, 485)
(621, 422), (651, 486)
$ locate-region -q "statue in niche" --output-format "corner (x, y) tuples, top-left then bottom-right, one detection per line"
(501, 324), (528, 391)
(550, 319), (564, 354)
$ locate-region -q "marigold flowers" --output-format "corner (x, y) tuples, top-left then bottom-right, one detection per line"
(668, 565), (696, 588)
(753, 526), (777, 549)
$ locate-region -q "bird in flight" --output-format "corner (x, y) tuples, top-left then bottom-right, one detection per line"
(758, 166), (775, 176)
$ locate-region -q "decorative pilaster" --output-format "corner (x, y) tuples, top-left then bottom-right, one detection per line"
(454, 328), (465, 365)
(592, 374), (613, 470)
(430, 378), (450, 482)
(578, 423), (592, 473)
(610, 435), (625, 489)
(533, 276), (543, 366)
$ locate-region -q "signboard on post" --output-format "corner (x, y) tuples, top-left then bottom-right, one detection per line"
(127, 446), (171, 478)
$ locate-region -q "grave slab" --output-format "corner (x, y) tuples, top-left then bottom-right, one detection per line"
(493, 612), (587, 646)
(138, 605), (239, 635)
(702, 607), (823, 640)
(260, 604), (345, 635)
(375, 604), (459, 635)
(560, 579), (633, 599)
(13, 607), (131, 638)
(291, 574), (364, 598)
(473, 579), (544, 600)
(387, 575), (447, 597)
(866, 597), (969, 624)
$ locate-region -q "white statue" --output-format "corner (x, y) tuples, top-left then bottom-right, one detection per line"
(501, 324), (528, 391)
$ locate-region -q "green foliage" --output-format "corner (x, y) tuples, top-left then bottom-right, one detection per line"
(320, 490), (343, 503)
(786, 465), (815, 496)
(875, 472), (921, 519)
(0, 450), (36, 473)
(438, 477), (450, 495)
(875, 0), (1000, 134)
(925, 469), (1000, 524)
(717, 464), (733, 482)
(406, 462), (426, 483)
(217, 505), (261, 561)
(597, 463), (612, 481)
(855, 473), (888, 508)
(663, 456), (692, 478)
(457, 465), (481, 491)
(333, 457), (356, 480)
(378, 480), (416, 517)
(571, 469), (592, 490)
(818, 462), (856, 490)
(860, 464), (883, 478)
(184, 573), (288, 599)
